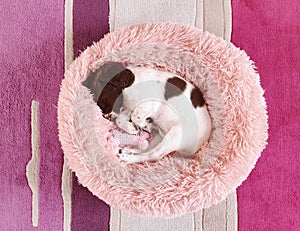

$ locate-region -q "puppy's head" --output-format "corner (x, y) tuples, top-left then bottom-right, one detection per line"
(83, 62), (135, 114)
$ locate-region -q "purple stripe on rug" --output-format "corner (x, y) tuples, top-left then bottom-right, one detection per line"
(0, 0), (64, 230)
(71, 1), (110, 231)
(232, 1), (300, 230)
(73, 0), (110, 58)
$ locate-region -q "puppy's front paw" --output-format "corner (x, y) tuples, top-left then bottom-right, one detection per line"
(117, 148), (141, 164)
(121, 147), (140, 155)
(118, 153), (144, 165)
(117, 148), (133, 163)
(117, 153), (131, 163)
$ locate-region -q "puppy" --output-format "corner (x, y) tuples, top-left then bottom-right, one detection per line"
(83, 62), (211, 164)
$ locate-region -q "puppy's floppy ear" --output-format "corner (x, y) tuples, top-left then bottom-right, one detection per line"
(82, 62), (129, 101)
(116, 69), (135, 89)
(97, 84), (123, 114)
(87, 61), (135, 88)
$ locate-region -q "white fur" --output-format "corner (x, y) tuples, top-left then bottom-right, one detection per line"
(115, 66), (211, 164)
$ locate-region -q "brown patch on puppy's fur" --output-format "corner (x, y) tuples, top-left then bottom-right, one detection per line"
(191, 87), (206, 108)
(164, 77), (187, 100)
(109, 69), (135, 89)
(97, 85), (123, 114)
(83, 62), (135, 114)
(82, 62), (126, 96)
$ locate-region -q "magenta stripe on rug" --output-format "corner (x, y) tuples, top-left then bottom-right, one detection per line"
(231, 1), (300, 230)
(0, 0), (64, 230)
(71, 1), (110, 231)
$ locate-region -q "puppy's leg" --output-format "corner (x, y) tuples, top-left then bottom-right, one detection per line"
(116, 110), (140, 135)
(119, 126), (181, 164)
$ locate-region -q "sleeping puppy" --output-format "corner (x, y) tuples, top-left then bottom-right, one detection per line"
(83, 62), (211, 164)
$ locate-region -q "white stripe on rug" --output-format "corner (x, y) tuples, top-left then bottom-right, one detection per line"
(109, 0), (236, 230)
(26, 100), (40, 227)
(119, 212), (195, 231)
(109, 0), (198, 32)
(203, 0), (232, 42)
(64, 0), (74, 69)
(62, 0), (74, 230)
(110, 208), (121, 231)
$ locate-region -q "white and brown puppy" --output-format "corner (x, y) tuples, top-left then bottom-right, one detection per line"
(83, 62), (211, 164)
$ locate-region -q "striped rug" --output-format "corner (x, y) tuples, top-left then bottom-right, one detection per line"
(0, 0), (299, 230)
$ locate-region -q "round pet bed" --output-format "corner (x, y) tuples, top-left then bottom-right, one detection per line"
(58, 22), (268, 217)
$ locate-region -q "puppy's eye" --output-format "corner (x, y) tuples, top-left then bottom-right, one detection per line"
(146, 117), (153, 123)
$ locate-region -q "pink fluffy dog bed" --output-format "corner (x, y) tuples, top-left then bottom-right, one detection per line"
(58, 23), (268, 217)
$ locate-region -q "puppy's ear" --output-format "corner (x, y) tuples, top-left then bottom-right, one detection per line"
(116, 69), (135, 89)
(97, 85), (123, 114)
(82, 62), (128, 101)
(90, 62), (134, 89)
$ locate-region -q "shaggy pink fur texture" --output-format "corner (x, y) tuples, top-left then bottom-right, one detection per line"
(58, 23), (268, 217)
